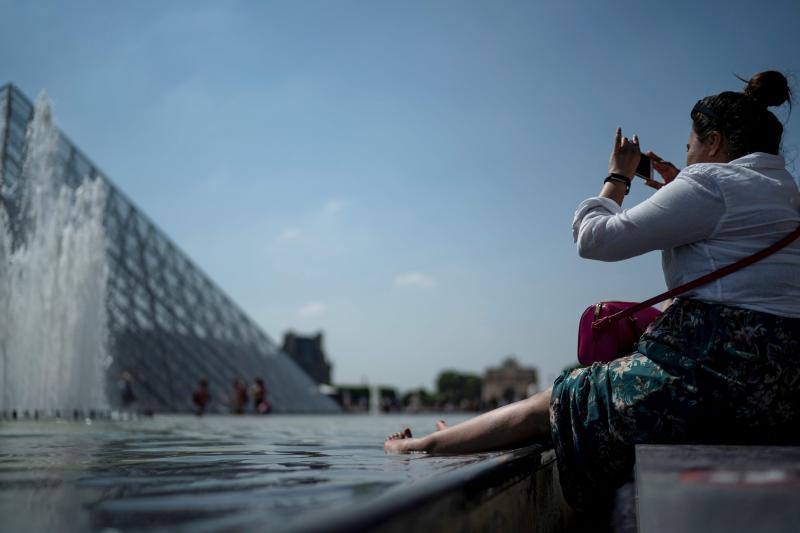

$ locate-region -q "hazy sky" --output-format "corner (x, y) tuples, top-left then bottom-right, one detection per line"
(2, 1), (798, 390)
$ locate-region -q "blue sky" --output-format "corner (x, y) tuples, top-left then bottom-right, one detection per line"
(2, 1), (798, 389)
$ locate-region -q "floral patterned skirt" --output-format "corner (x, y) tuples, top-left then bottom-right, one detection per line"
(549, 298), (800, 509)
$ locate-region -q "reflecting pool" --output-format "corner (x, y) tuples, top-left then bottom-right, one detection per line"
(0, 413), (492, 532)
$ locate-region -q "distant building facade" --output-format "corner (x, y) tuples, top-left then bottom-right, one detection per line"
(481, 357), (538, 406)
(282, 331), (332, 385)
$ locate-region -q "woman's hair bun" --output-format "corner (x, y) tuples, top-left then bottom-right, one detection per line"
(743, 70), (791, 107)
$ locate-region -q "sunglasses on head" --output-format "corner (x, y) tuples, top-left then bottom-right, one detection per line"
(691, 101), (723, 122)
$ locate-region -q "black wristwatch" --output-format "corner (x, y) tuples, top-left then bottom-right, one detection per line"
(604, 173), (631, 195)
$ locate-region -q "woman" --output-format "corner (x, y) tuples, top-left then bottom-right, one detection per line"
(384, 71), (800, 508)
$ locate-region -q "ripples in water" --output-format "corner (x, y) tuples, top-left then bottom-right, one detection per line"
(0, 413), (489, 531)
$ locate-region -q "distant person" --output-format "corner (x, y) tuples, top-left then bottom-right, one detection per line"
(251, 377), (271, 414)
(231, 379), (248, 415)
(192, 378), (210, 416)
(118, 371), (136, 409)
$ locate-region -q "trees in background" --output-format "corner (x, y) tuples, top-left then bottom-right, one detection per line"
(399, 370), (484, 412)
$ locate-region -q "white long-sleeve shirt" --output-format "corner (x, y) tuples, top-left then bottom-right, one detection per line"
(573, 152), (800, 317)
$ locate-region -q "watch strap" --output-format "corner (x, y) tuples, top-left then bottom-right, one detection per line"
(604, 173), (631, 195)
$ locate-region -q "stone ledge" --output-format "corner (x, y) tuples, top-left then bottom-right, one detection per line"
(292, 444), (575, 533)
(635, 444), (800, 533)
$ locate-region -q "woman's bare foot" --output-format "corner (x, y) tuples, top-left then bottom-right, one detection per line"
(387, 427), (412, 440)
(384, 427), (427, 454)
(435, 420), (448, 431)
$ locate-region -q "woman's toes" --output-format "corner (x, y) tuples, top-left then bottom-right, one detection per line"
(435, 420), (448, 431)
(386, 427), (413, 443)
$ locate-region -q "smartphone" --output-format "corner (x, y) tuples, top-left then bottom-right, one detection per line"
(635, 153), (652, 180)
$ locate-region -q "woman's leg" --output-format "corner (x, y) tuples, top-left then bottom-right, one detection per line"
(384, 387), (552, 454)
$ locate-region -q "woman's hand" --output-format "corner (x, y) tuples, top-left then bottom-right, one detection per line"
(608, 127), (641, 179)
(646, 151), (680, 188)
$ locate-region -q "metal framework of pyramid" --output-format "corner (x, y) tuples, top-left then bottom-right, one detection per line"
(0, 83), (340, 413)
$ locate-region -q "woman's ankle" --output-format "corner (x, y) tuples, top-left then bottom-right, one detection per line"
(416, 434), (435, 453)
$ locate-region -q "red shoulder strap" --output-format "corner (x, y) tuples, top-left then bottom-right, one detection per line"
(593, 224), (800, 330)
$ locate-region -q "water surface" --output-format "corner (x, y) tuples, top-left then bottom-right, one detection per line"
(0, 413), (491, 532)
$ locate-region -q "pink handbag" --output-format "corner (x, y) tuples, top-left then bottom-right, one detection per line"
(577, 225), (800, 366)
(578, 302), (661, 366)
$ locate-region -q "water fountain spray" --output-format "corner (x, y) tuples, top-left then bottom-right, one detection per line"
(0, 92), (110, 413)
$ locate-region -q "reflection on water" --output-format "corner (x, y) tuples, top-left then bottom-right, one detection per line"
(0, 414), (485, 532)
